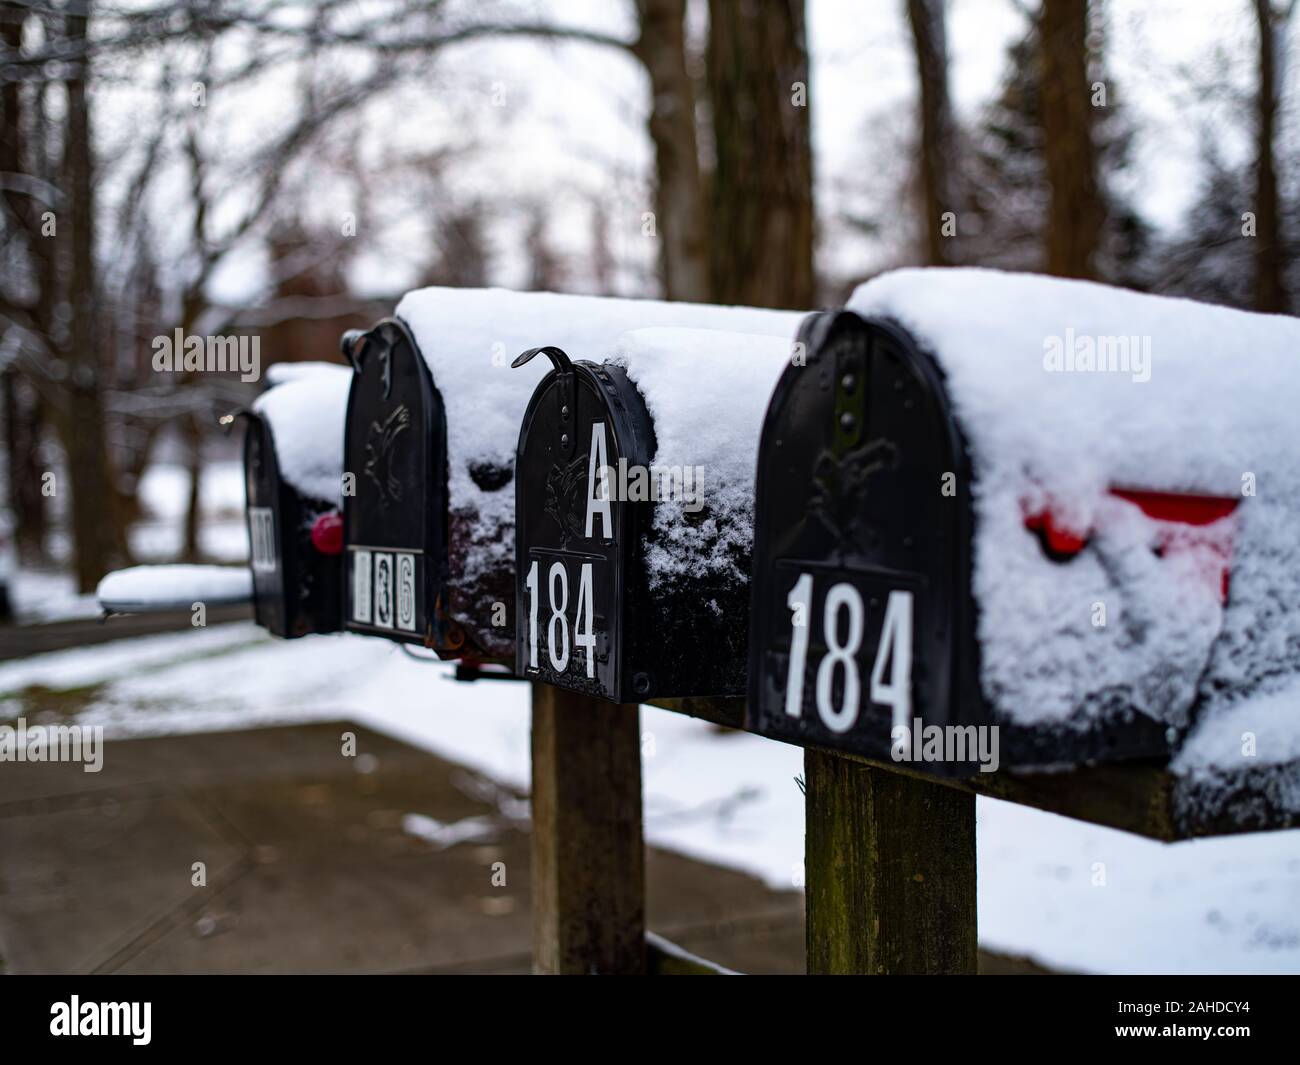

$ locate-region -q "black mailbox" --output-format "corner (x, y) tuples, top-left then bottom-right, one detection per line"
(243, 364), (350, 638)
(342, 288), (804, 663)
(747, 310), (990, 772)
(513, 326), (801, 701)
(512, 346), (651, 700)
(341, 319), (448, 646)
(750, 266), (1268, 773)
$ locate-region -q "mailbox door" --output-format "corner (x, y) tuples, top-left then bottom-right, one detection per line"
(515, 359), (653, 702)
(747, 311), (984, 773)
(244, 414), (289, 637)
(243, 413), (342, 638)
(343, 319), (448, 646)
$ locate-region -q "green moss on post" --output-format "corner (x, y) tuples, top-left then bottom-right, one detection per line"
(530, 683), (646, 975)
(805, 748), (977, 974)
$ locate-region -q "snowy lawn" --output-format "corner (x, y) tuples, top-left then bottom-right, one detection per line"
(1, 624), (1298, 974)
(5, 461), (249, 625)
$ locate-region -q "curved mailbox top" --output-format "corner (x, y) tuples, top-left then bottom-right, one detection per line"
(371, 287), (803, 660)
(342, 320), (444, 645)
(748, 309), (985, 772)
(514, 327), (797, 702)
(252, 362), (350, 507)
(766, 265), (1300, 777)
(245, 362), (350, 638)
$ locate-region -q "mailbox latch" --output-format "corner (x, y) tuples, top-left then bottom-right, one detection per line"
(513, 345), (577, 459)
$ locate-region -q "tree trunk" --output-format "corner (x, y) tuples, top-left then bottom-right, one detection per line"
(1, 5), (49, 560)
(2, 373), (49, 561)
(1253, 0), (1288, 314)
(633, 0), (711, 302)
(705, 0), (815, 309)
(182, 414), (204, 562)
(1037, 0), (1103, 279)
(61, 3), (126, 591)
(906, 0), (955, 266)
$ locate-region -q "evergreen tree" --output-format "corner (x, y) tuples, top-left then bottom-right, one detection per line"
(960, 8), (1153, 288)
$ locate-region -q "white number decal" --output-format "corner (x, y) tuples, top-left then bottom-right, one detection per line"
(815, 583), (864, 733)
(352, 549), (372, 624)
(784, 573), (812, 717)
(249, 507), (276, 573)
(525, 559), (597, 678)
(546, 561), (570, 672)
(871, 590), (914, 732)
(526, 560), (539, 668)
(782, 573), (913, 735)
(575, 563), (596, 678)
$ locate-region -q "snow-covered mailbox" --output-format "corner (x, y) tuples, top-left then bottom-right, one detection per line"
(513, 325), (802, 701)
(96, 363), (350, 634)
(340, 289), (801, 661)
(240, 363), (350, 637)
(749, 267), (1292, 773)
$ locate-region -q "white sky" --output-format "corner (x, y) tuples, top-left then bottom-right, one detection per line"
(94, 0), (1281, 306)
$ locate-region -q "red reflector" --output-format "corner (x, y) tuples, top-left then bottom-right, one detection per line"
(1022, 490), (1240, 603)
(1109, 489), (1238, 526)
(1023, 509), (1089, 558)
(1111, 488), (1239, 605)
(311, 511), (344, 555)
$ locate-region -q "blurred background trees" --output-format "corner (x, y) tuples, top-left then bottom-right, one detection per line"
(0, 0), (1297, 599)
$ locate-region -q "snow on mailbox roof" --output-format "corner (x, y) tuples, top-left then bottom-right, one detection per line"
(395, 287), (803, 586)
(610, 327), (794, 586)
(251, 362), (351, 505)
(849, 267), (1300, 755)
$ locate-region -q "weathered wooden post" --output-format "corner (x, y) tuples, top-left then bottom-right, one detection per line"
(529, 684), (645, 975)
(742, 310), (981, 974)
(804, 750), (976, 974)
(510, 327), (797, 975)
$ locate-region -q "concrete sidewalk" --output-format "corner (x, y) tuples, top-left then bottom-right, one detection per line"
(0, 720), (807, 973)
(0, 720), (1050, 974)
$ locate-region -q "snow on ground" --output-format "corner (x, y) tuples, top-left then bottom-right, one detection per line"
(6, 568), (101, 624)
(5, 461), (250, 625)
(2, 625), (1299, 974)
(139, 460), (246, 522)
(133, 461), (249, 564)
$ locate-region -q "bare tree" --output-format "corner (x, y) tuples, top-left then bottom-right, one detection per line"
(422, 205), (492, 290)
(62, 2), (130, 589)
(1253, 0), (1296, 313)
(1038, 0), (1104, 279)
(524, 206), (566, 292)
(906, 0), (956, 266)
(589, 200), (616, 295)
(1, 1), (50, 560)
(632, 0), (709, 301)
(706, 0), (815, 309)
